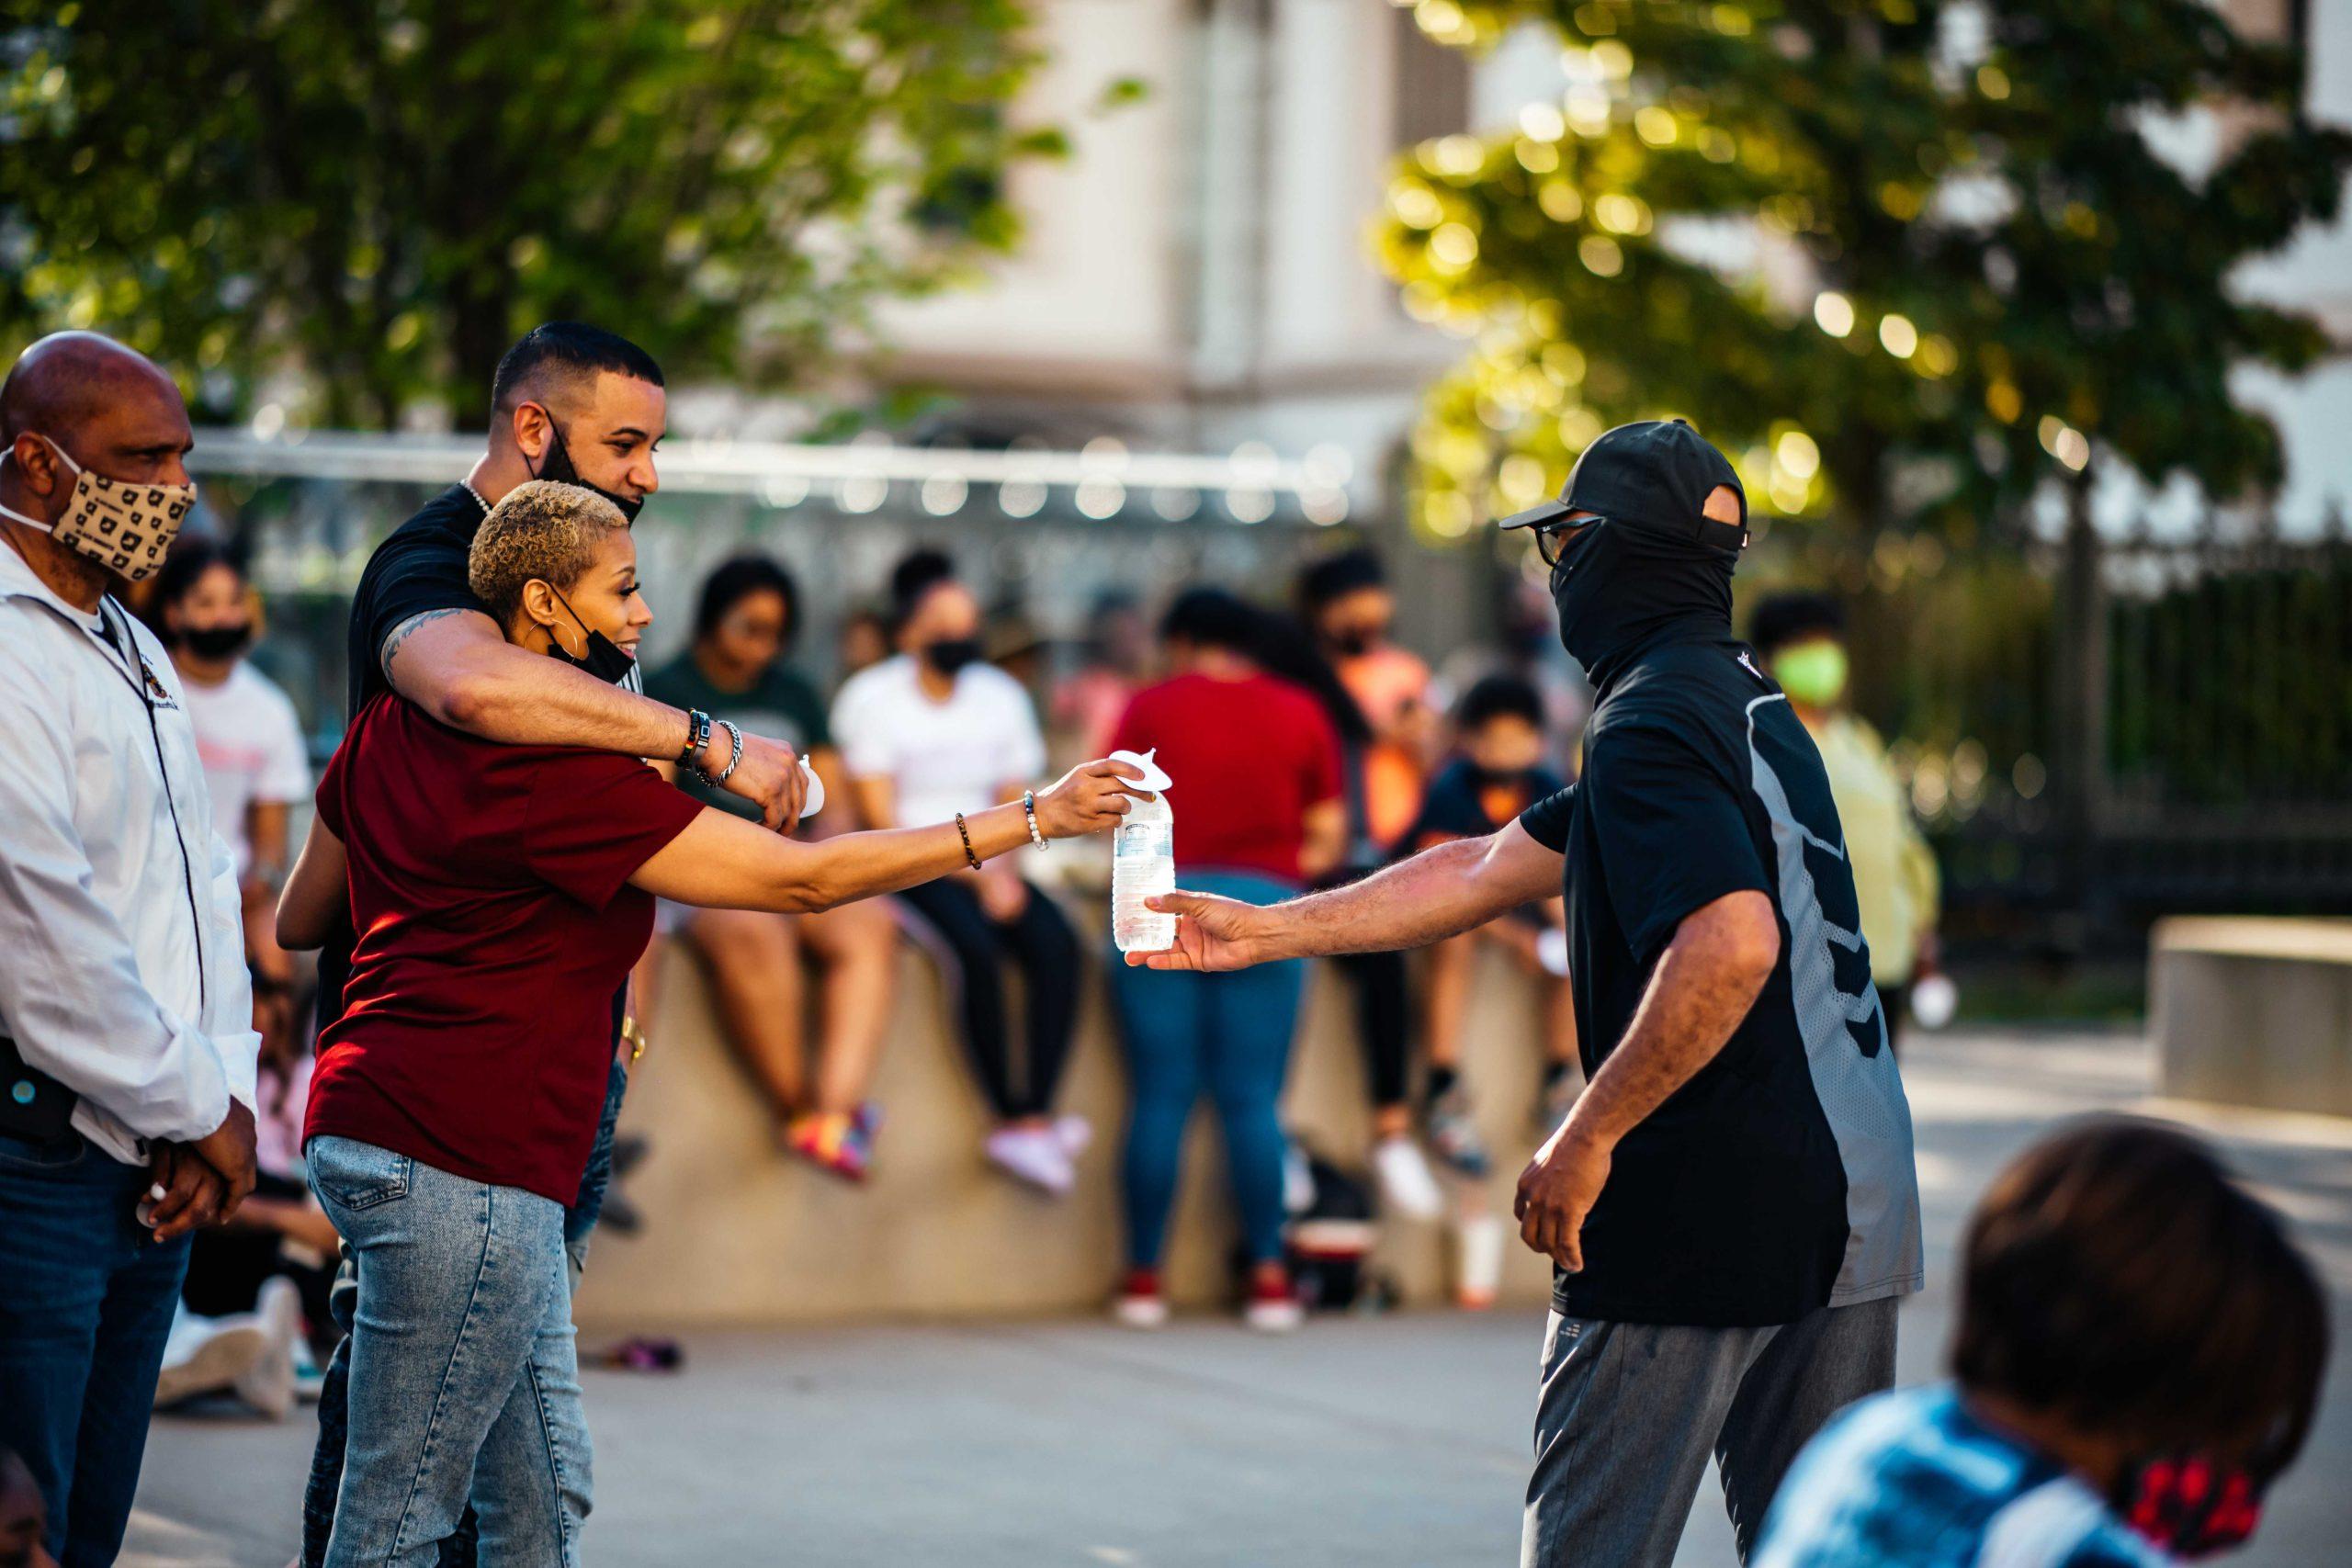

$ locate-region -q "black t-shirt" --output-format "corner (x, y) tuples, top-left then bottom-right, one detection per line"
(318, 486), (492, 1037)
(1517, 638), (1922, 1327)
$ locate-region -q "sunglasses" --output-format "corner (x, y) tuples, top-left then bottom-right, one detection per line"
(1533, 513), (1601, 568)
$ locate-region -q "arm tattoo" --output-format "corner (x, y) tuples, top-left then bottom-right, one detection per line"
(380, 607), (469, 675)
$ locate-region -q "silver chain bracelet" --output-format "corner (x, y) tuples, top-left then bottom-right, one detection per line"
(1023, 789), (1046, 849)
(699, 718), (744, 788)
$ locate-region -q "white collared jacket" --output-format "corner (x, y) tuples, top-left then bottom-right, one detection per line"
(0, 543), (258, 1165)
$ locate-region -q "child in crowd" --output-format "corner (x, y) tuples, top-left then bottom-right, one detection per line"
(1405, 675), (1578, 1180)
(1755, 1118), (2328, 1566)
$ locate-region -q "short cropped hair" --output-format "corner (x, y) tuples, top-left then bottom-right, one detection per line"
(1954, 1118), (2327, 1480)
(468, 481), (629, 627)
(490, 321), (664, 416)
(1457, 672), (1544, 732)
(1295, 547), (1385, 614)
(1747, 591), (1845, 657)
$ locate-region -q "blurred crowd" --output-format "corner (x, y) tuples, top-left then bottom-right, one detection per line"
(127, 521), (1952, 1377)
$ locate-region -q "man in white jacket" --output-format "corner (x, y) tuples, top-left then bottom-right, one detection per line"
(0, 332), (259, 1568)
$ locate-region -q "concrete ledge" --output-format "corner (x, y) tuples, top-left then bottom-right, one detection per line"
(2151, 916), (2352, 1118)
(575, 912), (1566, 1327)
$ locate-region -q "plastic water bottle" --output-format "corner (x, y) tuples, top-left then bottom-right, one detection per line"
(1110, 749), (1177, 953)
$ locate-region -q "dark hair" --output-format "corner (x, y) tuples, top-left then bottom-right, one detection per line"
(888, 547), (958, 629)
(490, 321), (665, 416)
(1954, 1118), (2328, 1480)
(1159, 587), (1262, 655)
(1747, 591), (1846, 656)
(143, 535), (243, 638)
(1295, 547), (1386, 615)
(694, 554), (800, 646)
(1457, 673), (1544, 732)
(1251, 610), (1371, 744)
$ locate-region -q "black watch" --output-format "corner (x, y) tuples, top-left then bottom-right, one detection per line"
(678, 708), (712, 771)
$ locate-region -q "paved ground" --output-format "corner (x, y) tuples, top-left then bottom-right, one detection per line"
(125, 1031), (2352, 1566)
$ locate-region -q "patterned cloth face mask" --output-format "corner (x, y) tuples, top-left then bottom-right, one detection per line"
(0, 434), (196, 582)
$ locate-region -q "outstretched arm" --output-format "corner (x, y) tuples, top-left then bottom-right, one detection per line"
(631, 760), (1142, 913)
(1514, 889), (1779, 1270)
(383, 609), (806, 830)
(1129, 820), (1565, 971)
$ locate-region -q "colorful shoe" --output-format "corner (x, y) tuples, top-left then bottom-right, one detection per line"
(1114, 1267), (1169, 1329)
(1425, 1090), (1491, 1179)
(787, 1110), (874, 1182)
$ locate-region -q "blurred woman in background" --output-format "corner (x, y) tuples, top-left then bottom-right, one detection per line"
(643, 556), (897, 1179)
(1104, 590), (1344, 1331)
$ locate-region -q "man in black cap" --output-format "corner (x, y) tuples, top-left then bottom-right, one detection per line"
(1130, 419), (1923, 1566)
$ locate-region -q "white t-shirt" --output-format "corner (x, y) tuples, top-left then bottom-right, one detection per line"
(179, 661), (311, 877)
(830, 655), (1047, 828)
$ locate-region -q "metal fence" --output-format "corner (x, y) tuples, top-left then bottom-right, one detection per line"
(1783, 514), (2352, 955)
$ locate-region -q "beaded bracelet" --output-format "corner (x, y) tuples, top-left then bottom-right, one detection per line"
(1023, 790), (1046, 849)
(954, 811), (981, 870)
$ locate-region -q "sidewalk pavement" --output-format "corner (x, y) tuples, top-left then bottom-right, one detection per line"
(124, 1030), (2352, 1566)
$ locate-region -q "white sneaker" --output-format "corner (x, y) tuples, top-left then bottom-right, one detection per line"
(1244, 1295), (1304, 1333)
(1053, 1114), (1093, 1159)
(155, 1300), (288, 1416)
(986, 1125), (1075, 1196)
(1114, 1292), (1169, 1329)
(236, 1277), (302, 1419)
(1374, 1135), (1444, 1221)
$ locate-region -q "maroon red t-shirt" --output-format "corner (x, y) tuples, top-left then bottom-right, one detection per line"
(305, 696), (703, 1202)
(1109, 671), (1341, 882)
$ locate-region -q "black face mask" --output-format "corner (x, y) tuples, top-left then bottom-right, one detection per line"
(923, 637), (983, 678)
(1329, 629), (1375, 660)
(181, 622), (254, 661)
(531, 411), (645, 523)
(544, 587), (637, 686)
(1549, 519), (1736, 692)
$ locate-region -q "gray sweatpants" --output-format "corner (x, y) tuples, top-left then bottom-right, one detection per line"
(1521, 1296), (1899, 1568)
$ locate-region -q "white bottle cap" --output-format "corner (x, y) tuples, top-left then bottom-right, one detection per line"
(797, 754), (824, 819)
(1107, 748), (1172, 793)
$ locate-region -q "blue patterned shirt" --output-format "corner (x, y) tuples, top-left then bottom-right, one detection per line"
(1754, 1385), (2172, 1568)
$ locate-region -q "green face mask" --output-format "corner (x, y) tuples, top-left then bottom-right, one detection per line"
(1771, 641), (1849, 707)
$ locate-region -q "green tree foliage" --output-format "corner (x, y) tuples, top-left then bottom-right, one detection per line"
(1376, 0), (2349, 546)
(0, 0), (1061, 426)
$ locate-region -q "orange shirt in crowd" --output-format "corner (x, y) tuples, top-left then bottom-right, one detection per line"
(1339, 645), (1433, 850)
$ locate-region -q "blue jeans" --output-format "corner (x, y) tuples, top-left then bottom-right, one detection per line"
(0, 1131), (190, 1568)
(300, 1056), (626, 1568)
(306, 1137), (591, 1568)
(1108, 871), (1306, 1269)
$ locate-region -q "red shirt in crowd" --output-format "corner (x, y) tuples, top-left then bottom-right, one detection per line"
(304, 695), (703, 1203)
(1110, 671), (1341, 882)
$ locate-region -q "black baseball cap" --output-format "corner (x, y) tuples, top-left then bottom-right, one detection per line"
(1499, 418), (1749, 552)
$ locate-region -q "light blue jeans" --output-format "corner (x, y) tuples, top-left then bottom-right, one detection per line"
(306, 1136), (591, 1568)
(1108, 870), (1306, 1269)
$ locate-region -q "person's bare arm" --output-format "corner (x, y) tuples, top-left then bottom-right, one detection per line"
(1298, 800), (1347, 882)
(632, 761), (1140, 913)
(382, 609), (805, 829)
(1514, 889), (1779, 1270)
(275, 818), (347, 952)
(1127, 820), (1564, 971)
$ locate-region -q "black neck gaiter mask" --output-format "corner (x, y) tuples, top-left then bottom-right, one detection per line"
(1549, 520), (1737, 694)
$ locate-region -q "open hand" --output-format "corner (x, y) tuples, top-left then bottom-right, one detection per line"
(1032, 758), (1149, 840)
(1514, 1127), (1611, 1272)
(718, 729), (808, 834)
(1123, 890), (1275, 972)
